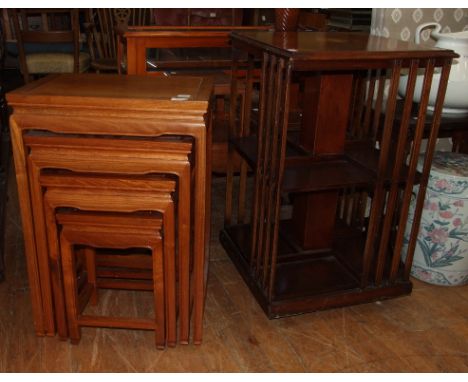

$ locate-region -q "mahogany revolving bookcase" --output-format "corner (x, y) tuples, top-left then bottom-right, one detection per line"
(220, 31), (456, 318)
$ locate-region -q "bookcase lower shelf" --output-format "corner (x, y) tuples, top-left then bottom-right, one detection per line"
(219, 223), (413, 318)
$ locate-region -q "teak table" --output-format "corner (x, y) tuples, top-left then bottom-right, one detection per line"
(221, 31), (456, 318)
(7, 74), (213, 344)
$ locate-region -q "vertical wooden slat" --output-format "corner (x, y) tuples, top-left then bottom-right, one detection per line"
(11, 10), (30, 82)
(108, 9), (116, 59)
(100, 9), (112, 59)
(360, 61), (402, 288)
(72, 10), (80, 74)
(268, 61), (292, 300)
(362, 70), (377, 138)
(262, 58), (285, 289)
(371, 69), (386, 142)
(399, 59), (452, 281)
(253, 53), (271, 272)
(390, 59), (436, 281)
(250, 52), (269, 268)
(97, 9), (106, 59)
(256, 54), (276, 279)
(374, 59), (418, 286)
(238, 54), (255, 224)
(225, 48), (240, 226)
(237, 146), (248, 225)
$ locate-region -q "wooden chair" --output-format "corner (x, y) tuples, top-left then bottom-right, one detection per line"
(85, 9), (152, 73)
(9, 9), (90, 83)
(114, 8), (153, 27)
(25, 133), (194, 344)
(41, 172), (177, 346)
(56, 210), (166, 348)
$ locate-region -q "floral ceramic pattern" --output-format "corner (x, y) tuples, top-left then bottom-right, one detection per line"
(409, 190), (468, 286)
(410, 264), (452, 285)
(427, 152), (468, 195)
(428, 176), (468, 195)
(404, 152), (468, 286)
(431, 152), (468, 178)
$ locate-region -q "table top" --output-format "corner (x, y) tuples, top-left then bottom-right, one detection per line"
(230, 31), (458, 63)
(124, 25), (271, 38)
(7, 74), (213, 112)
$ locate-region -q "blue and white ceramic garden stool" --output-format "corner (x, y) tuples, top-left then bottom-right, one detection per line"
(404, 151), (468, 286)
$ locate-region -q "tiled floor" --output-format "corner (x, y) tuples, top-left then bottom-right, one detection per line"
(1, 169), (467, 372)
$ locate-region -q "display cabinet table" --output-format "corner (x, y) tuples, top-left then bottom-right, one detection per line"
(121, 25), (269, 173)
(221, 31), (456, 318)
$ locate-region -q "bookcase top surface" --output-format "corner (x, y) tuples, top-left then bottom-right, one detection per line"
(231, 31), (458, 63)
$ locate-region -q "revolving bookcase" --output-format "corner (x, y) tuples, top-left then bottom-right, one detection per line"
(220, 31), (456, 318)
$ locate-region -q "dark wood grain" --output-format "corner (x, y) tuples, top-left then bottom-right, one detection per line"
(230, 31), (459, 63)
(222, 31), (455, 318)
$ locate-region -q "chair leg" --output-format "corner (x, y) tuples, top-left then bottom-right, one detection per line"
(60, 232), (81, 343)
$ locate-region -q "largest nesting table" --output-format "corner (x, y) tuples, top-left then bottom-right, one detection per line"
(7, 73), (213, 344)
